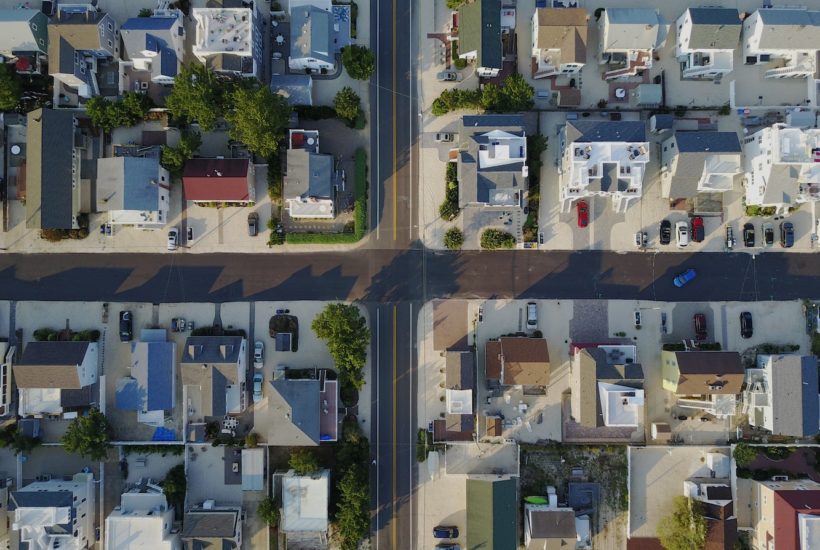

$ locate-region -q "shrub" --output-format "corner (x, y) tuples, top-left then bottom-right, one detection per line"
(293, 105), (338, 120)
(341, 45), (375, 80)
(597, 99), (608, 108)
(674, 105), (688, 118)
(334, 86), (362, 126)
(480, 229), (515, 250)
(763, 446), (796, 461)
(289, 448), (320, 475)
(718, 104), (732, 116)
(416, 429), (429, 463)
(257, 496), (279, 525)
(245, 432), (259, 448)
(444, 227), (464, 250)
(733, 443), (758, 468)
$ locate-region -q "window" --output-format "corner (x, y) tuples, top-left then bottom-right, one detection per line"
(108, 22), (113, 31)
(108, 40), (113, 48)
(32, 23), (38, 31)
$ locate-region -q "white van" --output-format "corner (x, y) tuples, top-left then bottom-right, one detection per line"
(526, 302), (538, 330)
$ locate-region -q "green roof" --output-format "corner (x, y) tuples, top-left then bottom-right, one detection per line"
(466, 478), (517, 550)
(457, 0), (502, 70)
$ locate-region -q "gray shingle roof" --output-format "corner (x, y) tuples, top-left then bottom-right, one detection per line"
(755, 9), (820, 50)
(96, 157), (163, 212)
(566, 120), (646, 143)
(181, 336), (244, 364)
(458, 0), (502, 70)
(182, 510), (239, 539)
(769, 355), (820, 437)
(284, 150), (333, 200)
(674, 132), (741, 153)
(10, 490), (73, 511)
(268, 378), (320, 445)
(446, 350), (475, 391)
(528, 508), (576, 539)
(15, 341), (91, 389)
(687, 8), (740, 50)
(290, 5), (333, 64)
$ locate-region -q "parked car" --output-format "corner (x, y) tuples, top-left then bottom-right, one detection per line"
(254, 341), (264, 369)
(119, 311), (133, 342)
(693, 313), (707, 341)
(740, 311), (753, 338)
(659, 220), (671, 245)
(634, 311), (642, 327)
(526, 302), (538, 330)
(248, 212), (259, 236)
(435, 132), (454, 142)
(436, 71), (461, 82)
(433, 526), (459, 539)
(435, 545), (461, 550)
(780, 221), (794, 248)
(690, 216), (704, 243)
(673, 268), (697, 288)
(272, 52), (283, 60)
(726, 225), (734, 249)
(167, 227), (178, 250)
(576, 200), (589, 228)
(763, 222), (774, 246)
(675, 221), (689, 248)
(252, 373), (263, 403)
(743, 223), (755, 247)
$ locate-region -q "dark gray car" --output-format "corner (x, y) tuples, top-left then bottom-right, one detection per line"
(248, 213), (259, 236)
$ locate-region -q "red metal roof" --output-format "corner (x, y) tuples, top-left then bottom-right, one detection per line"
(774, 489), (820, 549)
(182, 158), (251, 201)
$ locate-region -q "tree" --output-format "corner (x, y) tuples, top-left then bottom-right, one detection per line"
(0, 64), (22, 111)
(289, 448), (320, 476)
(657, 496), (707, 550)
(166, 64), (226, 131)
(446, 0), (465, 8)
(334, 86), (361, 125)
(161, 464), (186, 513)
(61, 408), (111, 460)
(245, 432), (259, 448)
(480, 82), (504, 111)
(499, 73), (535, 112)
(444, 227), (464, 250)
(161, 131), (201, 176)
(342, 45), (375, 80)
(226, 85), (291, 158)
(312, 304), (370, 391)
(733, 442), (758, 468)
(480, 229), (515, 250)
(335, 469), (370, 550)
(139, 8), (153, 16)
(257, 496), (279, 526)
(86, 92), (154, 132)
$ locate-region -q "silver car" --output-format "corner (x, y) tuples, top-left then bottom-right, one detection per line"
(167, 228), (179, 251)
(252, 373), (263, 403)
(436, 71), (460, 82)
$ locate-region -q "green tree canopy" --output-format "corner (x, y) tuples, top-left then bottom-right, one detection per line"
(334, 86), (361, 125)
(226, 85), (291, 159)
(161, 131), (202, 176)
(166, 64), (226, 131)
(61, 408), (111, 460)
(480, 229), (515, 250)
(0, 64), (22, 111)
(657, 496), (707, 550)
(312, 304), (370, 390)
(86, 92), (154, 132)
(289, 448), (320, 476)
(161, 464), (186, 513)
(733, 442), (758, 468)
(342, 45), (375, 80)
(335, 469), (370, 550)
(444, 227), (464, 250)
(257, 496), (279, 525)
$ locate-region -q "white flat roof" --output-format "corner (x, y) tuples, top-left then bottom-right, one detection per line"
(193, 7), (252, 55)
(281, 471), (330, 533)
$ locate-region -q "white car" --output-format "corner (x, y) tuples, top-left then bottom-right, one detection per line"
(675, 221), (689, 248)
(254, 341), (264, 369)
(252, 373), (263, 403)
(167, 228), (179, 251)
(526, 302), (538, 330)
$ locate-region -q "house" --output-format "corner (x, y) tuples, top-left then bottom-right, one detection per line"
(105, 480), (180, 550)
(660, 131), (742, 201)
(182, 158), (256, 203)
(467, 478), (517, 550)
(744, 354), (820, 438)
(675, 8), (740, 80)
(433, 350), (476, 443)
(661, 350), (744, 417)
(0, 341), (15, 417)
(569, 345), (644, 430)
(96, 156), (171, 229)
(485, 337), (550, 389)
(25, 108), (92, 230)
(525, 489), (591, 550)
(284, 129), (337, 219)
(266, 367), (338, 445)
(457, 0), (514, 78)
(682, 453), (737, 550)
(559, 120), (648, 213)
(181, 506), (242, 550)
(271, 74), (314, 105)
(280, 469), (330, 547)
(0, 9), (49, 73)
(180, 336), (247, 420)
(597, 8), (666, 80)
(458, 115), (528, 210)
(742, 122), (820, 213)
(742, 8), (820, 79)
(115, 329), (176, 425)
(530, 8), (587, 79)
(288, 0), (335, 73)
(192, 0), (264, 80)
(748, 479), (820, 550)
(14, 341), (98, 416)
(48, 6), (119, 99)
(9, 472), (96, 550)
(119, 10), (185, 95)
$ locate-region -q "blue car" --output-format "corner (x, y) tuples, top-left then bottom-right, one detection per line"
(673, 268), (697, 287)
(433, 526), (459, 539)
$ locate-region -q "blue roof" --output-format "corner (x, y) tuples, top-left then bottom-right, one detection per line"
(688, 8), (741, 26)
(115, 378), (144, 410)
(159, 47), (178, 77)
(121, 16), (176, 31)
(117, 340), (175, 412)
(674, 132), (741, 153)
(800, 356), (819, 436)
(123, 157), (162, 211)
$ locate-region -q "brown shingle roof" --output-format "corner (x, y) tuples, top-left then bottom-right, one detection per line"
(498, 337), (550, 386)
(13, 341), (91, 389)
(446, 350), (475, 390)
(674, 351), (744, 395)
(433, 300), (469, 351)
(485, 340), (502, 380)
(534, 8), (588, 65)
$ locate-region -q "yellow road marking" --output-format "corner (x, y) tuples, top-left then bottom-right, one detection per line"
(392, 305), (398, 546)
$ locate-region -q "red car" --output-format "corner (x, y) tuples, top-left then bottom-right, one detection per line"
(694, 313), (707, 341)
(576, 201), (589, 228)
(691, 216), (704, 242)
